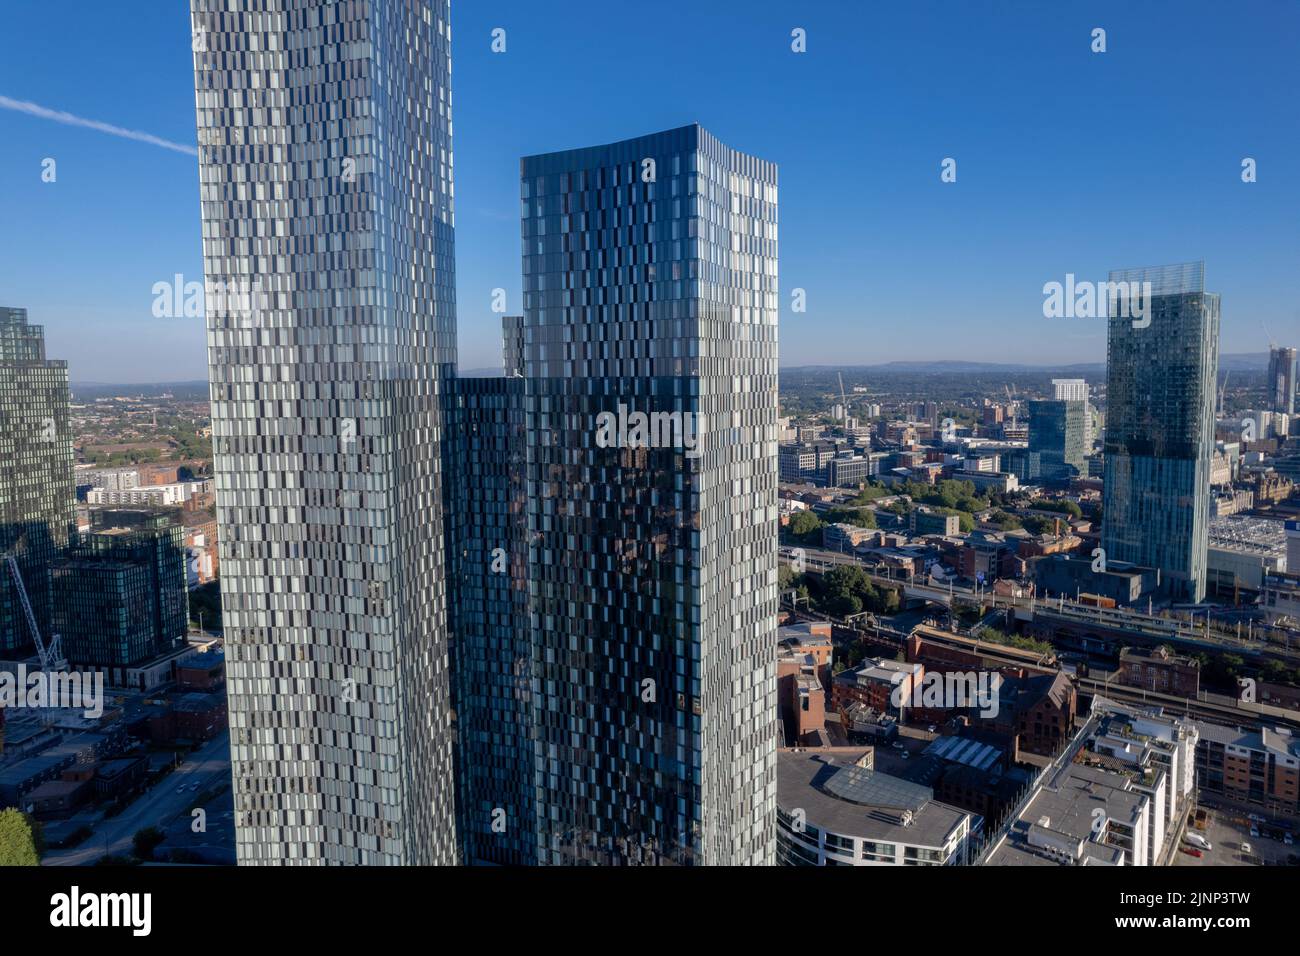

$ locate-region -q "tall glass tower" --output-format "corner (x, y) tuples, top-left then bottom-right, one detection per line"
(0, 306), (74, 654)
(190, 0), (458, 864)
(518, 125), (779, 865)
(1268, 345), (1296, 416)
(1102, 262), (1219, 604)
(1027, 398), (1087, 480)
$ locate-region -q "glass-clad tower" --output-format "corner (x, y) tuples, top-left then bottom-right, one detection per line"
(443, 372), (531, 866)
(0, 306), (74, 654)
(518, 125), (779, 865)
(1268, 346), (1296, 416)
(1027, 398), (1087, 480)
(190, 0), (458, 864)
(1102, 262), (1219, 604)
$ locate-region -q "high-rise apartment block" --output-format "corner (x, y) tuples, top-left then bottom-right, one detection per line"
(51, 509), (188, 667)
(1027, 397), (1088, 481)
(1051, 378), (1088, 403)
(1268, 345), (1296, 416)
(1102, 262), (1219, 603)
(0, 306), (75, 655)
(191, 0), (780, 866)
(443, 372), (530, 866)
(510, 124), (779, 865)
(191, 0), (459, 864)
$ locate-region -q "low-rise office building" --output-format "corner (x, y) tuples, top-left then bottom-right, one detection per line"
(1195, 722), (1300, 816)
(777, 749), (975, 866)
(986, 760), (1150, 865)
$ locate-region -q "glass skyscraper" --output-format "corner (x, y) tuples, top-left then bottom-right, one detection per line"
(190, 0), (458, 864)
(517, 125), (779, 865)
(1268, 345), (1296, 416)
(443, 372), (531, 866)
(1102, 262), (1219, 604)
(1027, 398), (1087, 480)
(0, 306), (74, 655)
(52, 509), (188, 667)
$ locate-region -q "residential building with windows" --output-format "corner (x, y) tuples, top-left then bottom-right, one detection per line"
(0, 306), (75, 655)
(1102, 262), (1220, 603)
(777, 749), (974, 866)
(1195, 722), (1300, 816)
(442, 373), (531, 866)
(517, 124), (779, 864)
(50, 509), (187, 667)
(190, 0), (459, 864)
(1267, 345), (1296, 416)
(1027, 398), (1088, 481)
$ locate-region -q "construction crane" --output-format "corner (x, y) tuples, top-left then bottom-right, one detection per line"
(1004, 384), (1019, 427)
(4, 554), (67, 672)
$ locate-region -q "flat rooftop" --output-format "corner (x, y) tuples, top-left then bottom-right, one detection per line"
(778, 750), (968, 849)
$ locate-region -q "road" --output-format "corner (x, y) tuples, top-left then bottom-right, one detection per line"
(44, 730), (231, 866)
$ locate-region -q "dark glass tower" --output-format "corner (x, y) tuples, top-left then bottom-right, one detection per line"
(517, 125), (779, 865)
(190, 0), (459, 864)
(51, 509), (188, 667)
(443, 373), (531, 865)
(1268, 345), (1296, 416)
(0, 306), (74, 655)
(1102, 262), (1219, 603)
(1027, 399), (1087, 480)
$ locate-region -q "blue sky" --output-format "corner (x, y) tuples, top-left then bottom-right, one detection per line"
(0, 0), (1297, 383)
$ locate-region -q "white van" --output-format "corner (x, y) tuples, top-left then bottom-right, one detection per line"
(1184, 832), (1212, 851)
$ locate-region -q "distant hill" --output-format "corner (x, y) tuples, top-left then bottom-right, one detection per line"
(71, 381), (209, 400)
(781, 353), (1269, 375)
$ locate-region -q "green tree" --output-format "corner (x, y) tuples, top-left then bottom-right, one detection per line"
(778, 565), (797, 591)
(132, 826), (165, 862)
(1033, 500), (1083, 519)
(0, 809), (41, 866)
(990, 511), (1023, 531)
(827, 591), (863, 617)
(787, 510), (823, 542)
(824, 507), (877, 529)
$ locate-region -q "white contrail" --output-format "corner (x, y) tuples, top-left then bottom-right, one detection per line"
(0, 94), (197, 156)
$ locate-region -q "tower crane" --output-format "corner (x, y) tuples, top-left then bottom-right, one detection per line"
(5, 554), (67, 672)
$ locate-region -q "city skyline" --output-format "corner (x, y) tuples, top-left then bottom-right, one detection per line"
(4, 0), (1300, 904)
(1, 0), (1297, 382)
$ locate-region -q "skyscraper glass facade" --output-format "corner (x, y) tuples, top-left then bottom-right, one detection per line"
(443, 374), (532, 865)
(190, 0), (458, 864)
(52, 510), (188, 667)
(1268, 345), (1296, 416)
(1102, 263), (1219, 603)
(0, 306), (74, 654)
(1027, 399), (1087, 480)
(518, 125), (779, 865)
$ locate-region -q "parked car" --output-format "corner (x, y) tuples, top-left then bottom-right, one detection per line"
(1184, 832), (1212, 851)
(1241, 841), (1253, 855)
(1180, 847), (1203, 858)
(1250, 825), (1260, 838)
(1284, 832), (1294, 846)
